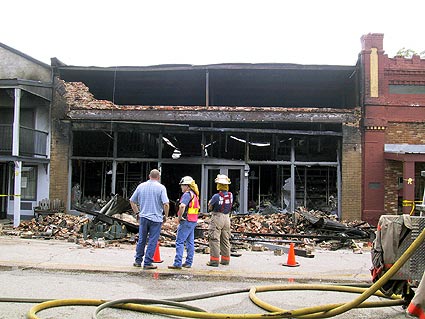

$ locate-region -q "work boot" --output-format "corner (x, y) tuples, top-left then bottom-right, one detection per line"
(168, 265), (182, 270)
(143, 264), (158, 270)
(220, 255), (230, 265)
(206, 261), (219, 267)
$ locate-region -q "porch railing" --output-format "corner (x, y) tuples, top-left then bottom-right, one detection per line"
(0, 124), (48, 157)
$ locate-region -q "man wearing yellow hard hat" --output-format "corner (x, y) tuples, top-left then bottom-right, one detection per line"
(206, 174), (233, 267)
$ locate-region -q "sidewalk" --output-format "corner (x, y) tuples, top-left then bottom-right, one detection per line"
(0, 235), (373, 283)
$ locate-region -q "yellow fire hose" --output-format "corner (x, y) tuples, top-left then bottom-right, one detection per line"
(26, 225), (425, 319)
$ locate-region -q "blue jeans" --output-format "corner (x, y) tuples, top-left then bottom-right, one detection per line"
(135, 217), (162, 266)
(173, 220), (197, 267)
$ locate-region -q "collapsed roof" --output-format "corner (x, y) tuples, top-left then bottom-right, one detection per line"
(53, 62), (358, 109)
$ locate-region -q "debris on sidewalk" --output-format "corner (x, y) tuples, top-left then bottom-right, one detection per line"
(3, 213), (89, 241)
(3, 203), (374, 253)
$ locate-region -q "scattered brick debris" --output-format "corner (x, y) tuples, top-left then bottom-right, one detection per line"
(3, 206), (374, 251)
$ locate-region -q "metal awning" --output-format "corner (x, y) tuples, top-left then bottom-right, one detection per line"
(385, 144), (425, 154)
(384, 144), (425, 162)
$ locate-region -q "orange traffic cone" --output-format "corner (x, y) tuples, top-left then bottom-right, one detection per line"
(282, 243), (299, 267)
(153, 242), (163, 263)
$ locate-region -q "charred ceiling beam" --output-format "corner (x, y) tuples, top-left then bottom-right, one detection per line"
(188, 126), (342, 136)
(66, 109), (356, 124)
(69, 120), (190, 131)
(68, 120), (343, 136)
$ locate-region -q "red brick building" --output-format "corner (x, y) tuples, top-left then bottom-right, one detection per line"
(360, 33), (425, 225)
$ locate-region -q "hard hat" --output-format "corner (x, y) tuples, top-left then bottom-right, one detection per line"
(179, 176), (194, 185)
(215, 174), (231, 184)
(172, 149), (181, 159)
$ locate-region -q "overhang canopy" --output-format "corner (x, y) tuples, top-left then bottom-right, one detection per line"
(0, 79), (52, 101)
(384, 144), (425, 162)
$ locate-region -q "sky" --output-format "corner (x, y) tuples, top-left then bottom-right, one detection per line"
(1, 0), (424, 67)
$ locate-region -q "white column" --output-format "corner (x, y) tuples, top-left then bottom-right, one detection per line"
(12, 88), (21, 156)
(13, 161), (22, 227)
(13, 88), (22, 227)
(111, 161), (117, 194)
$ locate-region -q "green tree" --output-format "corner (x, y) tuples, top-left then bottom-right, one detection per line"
(396, 47), (425, 58)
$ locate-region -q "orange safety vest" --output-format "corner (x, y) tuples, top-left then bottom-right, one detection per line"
(184, 191), (200, 222)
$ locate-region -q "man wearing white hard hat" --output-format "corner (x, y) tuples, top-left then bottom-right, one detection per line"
(168, 176), (200, 269)
(206, 174), (233, 267)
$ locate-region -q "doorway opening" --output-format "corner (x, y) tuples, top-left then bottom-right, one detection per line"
(202, 165), (247, 214)
(0, 163), (8, 218)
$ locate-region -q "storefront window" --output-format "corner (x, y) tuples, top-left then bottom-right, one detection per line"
(21, 166), (37, 200)
(11, 166), (37, 200)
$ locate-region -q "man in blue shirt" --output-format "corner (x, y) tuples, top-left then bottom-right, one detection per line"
(130, 169), (169, 269)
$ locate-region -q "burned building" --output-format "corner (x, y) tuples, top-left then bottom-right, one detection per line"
(10, 33), (425, 225)
(50, 60), (361, 220)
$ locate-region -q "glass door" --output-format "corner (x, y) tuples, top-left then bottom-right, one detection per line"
(202, 165), (247, 214)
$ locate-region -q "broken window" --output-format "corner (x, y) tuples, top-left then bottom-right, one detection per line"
(117, 131), (159, 158)
(201, 132), (245, 160)
(246, 134), (273, 161)
(295, 136), (339, 162)
(69, 123), (341, 214)
(115, 162), (155, 198)
(162, 133), (202, 158)
(295, 166), (337, 213)
(73, 131), (113, 157)
(9, 165), (37, 201)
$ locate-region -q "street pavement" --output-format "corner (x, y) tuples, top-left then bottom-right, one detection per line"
(0, 235), (414, 319)
(0, 235), (372, 283)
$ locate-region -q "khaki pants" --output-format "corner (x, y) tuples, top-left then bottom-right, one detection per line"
(208, 212), (231, 263)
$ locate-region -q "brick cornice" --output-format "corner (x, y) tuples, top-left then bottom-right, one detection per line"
(388, 79), (425, 85)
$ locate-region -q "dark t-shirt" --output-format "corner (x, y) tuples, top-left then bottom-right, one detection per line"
(209, 191), (233, 214)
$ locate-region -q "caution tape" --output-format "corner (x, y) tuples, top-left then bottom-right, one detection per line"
(0, 194), (21, 197)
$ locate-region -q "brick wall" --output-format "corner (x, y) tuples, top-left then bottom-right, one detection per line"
(341, 123), (362, 221)
(384, 161), (425, 214)
(384, 161), (402, 214)
(385, 123), (425, 214)
(49, 78), (71, 208)
(386, 123), (425, 144)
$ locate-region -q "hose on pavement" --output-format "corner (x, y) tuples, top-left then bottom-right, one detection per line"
(25, 225), (425, 319)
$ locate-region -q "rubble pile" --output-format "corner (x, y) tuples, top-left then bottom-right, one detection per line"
(3, 206), (373, 252)
(3, 213), (137, 247)
(232, 213), (296, 234)
(5, 213), (90, 241)
(161, 207), (373, 251)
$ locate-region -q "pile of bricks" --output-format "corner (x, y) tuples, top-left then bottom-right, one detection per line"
(4, 207), (372, 252)
(6, 213), (90, 241)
